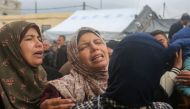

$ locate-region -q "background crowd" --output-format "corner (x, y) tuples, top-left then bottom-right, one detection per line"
(1, 13), (190, 109)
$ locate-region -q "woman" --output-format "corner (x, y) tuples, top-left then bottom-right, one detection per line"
(0, 21), (47, 109)
(40, 27), (109, 109)
(72, 33), (173, 109)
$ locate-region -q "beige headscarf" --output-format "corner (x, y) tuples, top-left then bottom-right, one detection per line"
(49, 27), (108, 102)
(0, 21), (47, 109)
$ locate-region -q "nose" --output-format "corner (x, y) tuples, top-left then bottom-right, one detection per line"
(90, 42), (99, 51)
(35, 38), (43, 48)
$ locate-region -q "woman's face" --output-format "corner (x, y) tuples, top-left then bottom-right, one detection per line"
(78, 32), (109, 71)
(20, 28), (44, 67)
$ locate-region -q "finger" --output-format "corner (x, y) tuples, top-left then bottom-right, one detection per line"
(175, 49), (182, 58)
(53, 103), (75, 109)
(178, 72), (190, 77)
(56, 99), (74, 104)
(40, 98), (58, 109)
(41, 98), (68, 107)
(175, 51), (179, 58)
(45, 98), (62, 105)
(41, 98), (75, 109)
(179, 49), (182, 58)
(181, 70), (190, 74)
(177, 79), (188, 82)
(177, 79), (190, 86)
(176, 76), (190, 81)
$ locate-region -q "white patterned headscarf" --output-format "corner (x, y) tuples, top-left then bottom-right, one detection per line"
(49, 27), (108, 102)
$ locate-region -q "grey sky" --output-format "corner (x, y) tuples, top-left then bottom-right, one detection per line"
(18, 0), (190, 19)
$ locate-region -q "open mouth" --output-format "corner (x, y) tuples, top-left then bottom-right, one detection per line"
(33, 51), (43, 58)
(91, 54), (104, 63)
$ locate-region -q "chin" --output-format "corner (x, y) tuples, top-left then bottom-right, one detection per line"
(31, 61), (42, 67)
(94, 63), (108, 71)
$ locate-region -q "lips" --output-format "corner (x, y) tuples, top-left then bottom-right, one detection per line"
(91, 54), (104, 63)
(33, 51), (43, 58)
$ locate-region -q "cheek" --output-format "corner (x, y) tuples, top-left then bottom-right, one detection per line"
(102, 46), (109, 57)
(79, 50), (90, 64)
(20, 43), (32, 59)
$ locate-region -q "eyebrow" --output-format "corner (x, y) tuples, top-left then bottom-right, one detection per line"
(24, 34), (40, 37)
(78, 42), (89, 47)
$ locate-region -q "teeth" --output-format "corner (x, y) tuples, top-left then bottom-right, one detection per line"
(92, 54), (102, 61)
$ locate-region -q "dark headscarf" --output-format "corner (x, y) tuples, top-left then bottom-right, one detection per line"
(104, 33), (168, 107)
(0, 21), (47, 109)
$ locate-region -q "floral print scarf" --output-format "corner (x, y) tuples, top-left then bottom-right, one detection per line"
(0, 21), (47, 109)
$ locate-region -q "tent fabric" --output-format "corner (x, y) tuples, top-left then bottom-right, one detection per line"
(44, 5), (178, 41)
(124, 5), (178, 33)
(44, 8), (137, 40)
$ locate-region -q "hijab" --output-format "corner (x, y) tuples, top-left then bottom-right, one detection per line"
(0, 21), (47, 109)
(104, 33), (169, 107)
(49, 27), (108, 102)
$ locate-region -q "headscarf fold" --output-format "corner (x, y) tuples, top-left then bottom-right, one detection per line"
(0, 21), (47, 109)
(104, 33), (169, 107)
(49, 27), (108, 102)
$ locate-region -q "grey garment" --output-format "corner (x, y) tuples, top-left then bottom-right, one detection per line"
(43, 49), (56, 68)
(59, 61), (72, 75)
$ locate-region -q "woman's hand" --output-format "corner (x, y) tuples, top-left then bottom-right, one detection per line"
(40, 98), (75, 109)
(176, 70), (190, 86)
(173, 49), (182, 69)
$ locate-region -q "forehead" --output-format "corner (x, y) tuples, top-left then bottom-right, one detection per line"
(25, 28), (38, 34)
(58, 36), (64, 40)
(78, 32), (100, 43)
(154, 34), (167, 40)
(43, 41), (49, 45)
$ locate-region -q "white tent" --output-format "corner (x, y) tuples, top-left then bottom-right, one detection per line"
(44, 8), (137, 40)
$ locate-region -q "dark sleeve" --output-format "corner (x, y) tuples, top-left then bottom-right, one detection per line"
(0, 96), (5, 109)
(168, 23), (182, 40)
(42, 65), (63, 81)
(153, 85), (170, 103)
(40, 84), (64, 104)
(168, 24), (176, 40)
(169, 38), (190, 54)
(56, 45), (68, 70)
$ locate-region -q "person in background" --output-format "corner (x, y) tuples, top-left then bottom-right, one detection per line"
(57, 35), (65, 49)
(150, 30), (182, 97)
(43, 39), (56, 68)
(150, 30), (169, 48)
(72, 33), (173, 109)
(56, 35), (68, 70)
(42, 39), (62, 81)
(0, 21), (47, 109)
(170, 27), (190, 108)
(151, 29), (190, 108)
(151, 30), (185, 108)
(40, 27), (109, 109)
(168, 13), (190, 40)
